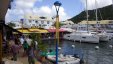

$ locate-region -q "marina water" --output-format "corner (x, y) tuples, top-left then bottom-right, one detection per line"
(42, 39), (113, 64)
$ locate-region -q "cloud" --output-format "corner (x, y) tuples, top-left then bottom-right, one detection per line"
(5, 9), (24, 23)
(32, 6), (70, 21)
(5, 0), (70, 22)
(12, 0), (37, 9)
(12, 0), (42, 9)
(81, 0), (112, 10)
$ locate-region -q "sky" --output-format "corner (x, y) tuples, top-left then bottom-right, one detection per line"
(5, 0), (113, 23)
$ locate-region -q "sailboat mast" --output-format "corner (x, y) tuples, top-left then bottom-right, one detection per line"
(112, 0), (113, 9)
(95, 0), (98, 28)
(112, 0), (113, 5)
(86, 0), (89, 32)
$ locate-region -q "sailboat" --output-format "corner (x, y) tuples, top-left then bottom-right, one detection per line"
(94, 0), (112, 41)
(63, 0), (99, 43)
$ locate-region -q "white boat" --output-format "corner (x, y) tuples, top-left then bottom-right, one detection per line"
(104, 30), (113, 39)
(97, 30), (113, 41)
(47, 54), (80, 64)
(63, 31), (99, 43)
(97, 33), (110, 41)
(63, 0), (98, 44)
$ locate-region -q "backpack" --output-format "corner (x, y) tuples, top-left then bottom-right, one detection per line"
(23, 41), (29, 49)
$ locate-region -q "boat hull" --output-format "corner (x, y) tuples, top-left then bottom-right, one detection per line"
(63, 33), (99, 43)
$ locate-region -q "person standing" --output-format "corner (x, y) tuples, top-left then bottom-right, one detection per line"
(11, 39), (20, 61)
(22, 40), (29, 56)
(26, 35), (32, 47)
(27, 44), (35, 64)
(19, 36), (24, 45)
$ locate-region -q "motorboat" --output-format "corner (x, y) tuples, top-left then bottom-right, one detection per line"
(97, 30), (112, 41)
(63, 31), (99, 43)
(97, 32), (111, 41)
(46, 49), (80, 64)
(104, 30), (113, 39)
(47, 54), (80, 64)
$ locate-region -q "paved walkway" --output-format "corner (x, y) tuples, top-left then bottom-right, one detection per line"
(3, 58), (23, 64)
(3, 48), (42, 64)
(3, 57), (42, 64)
(3, 47), (53, 64)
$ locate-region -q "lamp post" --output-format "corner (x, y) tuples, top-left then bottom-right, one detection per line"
(54, 1), (62, 64)
(20, 19), (24, 33)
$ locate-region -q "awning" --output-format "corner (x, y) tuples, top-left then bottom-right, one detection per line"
(28, 28), (48, 33)
(47, 28), (66, 32)
(18, 28), (48, 33)
(18, 29), (31, 33)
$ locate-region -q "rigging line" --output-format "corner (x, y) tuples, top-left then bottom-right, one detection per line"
(93, 0), (103, 20)
(98, 9), (103, 20)
(94, 8), (103, 20)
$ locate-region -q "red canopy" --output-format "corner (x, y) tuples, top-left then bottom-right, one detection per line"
(47, 28), (66, 32)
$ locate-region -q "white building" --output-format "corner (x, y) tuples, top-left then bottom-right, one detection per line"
(23, 14), (54, 29)
(61, 20), (74, 25)
(61, 20), (75, 28)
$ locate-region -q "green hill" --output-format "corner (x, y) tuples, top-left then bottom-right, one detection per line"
(70, 5), (113, 23)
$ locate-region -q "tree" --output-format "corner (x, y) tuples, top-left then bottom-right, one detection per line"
(7, 22), (16, 28)
(70, 5), (113, 23)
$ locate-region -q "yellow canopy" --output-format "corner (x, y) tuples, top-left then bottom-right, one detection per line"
(18, 29), (31, 33)
(28, 28), (48, 33)
(18, 28), (48, 34)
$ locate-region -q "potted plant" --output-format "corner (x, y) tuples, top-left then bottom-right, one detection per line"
(30, 33), (48, 62)
(38, 43), (48, 62)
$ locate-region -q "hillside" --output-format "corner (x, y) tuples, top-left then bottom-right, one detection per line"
(70, 5), (113, 23)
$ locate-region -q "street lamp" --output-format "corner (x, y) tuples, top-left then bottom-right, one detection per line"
(54, 1), (62, 64)
(20, 19), (24, 33)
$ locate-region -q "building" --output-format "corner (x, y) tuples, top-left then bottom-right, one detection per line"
(9, 14), (55, 29)
(61, 20), (74, 25)
(78, 20), (113, 28)
(23, 14), (54, 29)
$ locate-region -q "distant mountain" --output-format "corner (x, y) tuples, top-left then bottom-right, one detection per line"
(70, 5), (113, 23)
